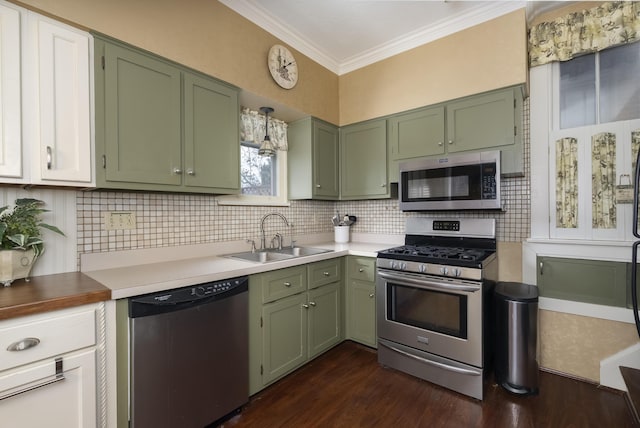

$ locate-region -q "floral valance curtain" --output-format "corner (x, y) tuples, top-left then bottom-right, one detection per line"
(240, 107), (288, 151)
(529, 1), (640, 67)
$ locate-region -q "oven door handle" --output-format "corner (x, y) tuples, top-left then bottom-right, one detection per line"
(377, 270), (481, 293)
(379, 341), (481, 376)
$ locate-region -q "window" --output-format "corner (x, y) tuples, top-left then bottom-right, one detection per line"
(559, 42), (640, 129)
(218, 141), (288, 206)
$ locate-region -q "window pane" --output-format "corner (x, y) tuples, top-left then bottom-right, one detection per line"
(600, 42), (640, 123)
(560, 54), (596, 129)
(240, 143), (277, 196)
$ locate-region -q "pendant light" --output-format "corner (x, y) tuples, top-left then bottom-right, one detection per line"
(258, 106), (276, 157)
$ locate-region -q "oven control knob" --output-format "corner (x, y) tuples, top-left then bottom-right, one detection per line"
(390, 261), (398, 269)
(400, 262), (407, 270)
(419, 264), (427, 273)
(195, 286), (206, 296)
(439, 267), (448, 275)
(452, 268), (462, 277)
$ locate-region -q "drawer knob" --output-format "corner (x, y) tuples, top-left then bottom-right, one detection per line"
(359, 268), (364, 272)
(369, 293), (375, 298)
(284, 282), (292, 287)
(7, 337), (40, 352)
(323, 272), (330, 276)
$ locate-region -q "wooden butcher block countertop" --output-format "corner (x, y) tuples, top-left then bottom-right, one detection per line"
(0, 272), (111, 320)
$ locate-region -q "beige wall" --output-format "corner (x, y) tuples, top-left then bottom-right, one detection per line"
(540, 310), (638, 382)
(338, 9), (528, 125)
(14, 0), (340, 124)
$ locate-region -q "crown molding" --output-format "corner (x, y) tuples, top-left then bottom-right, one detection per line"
(220, 0), (526, 75)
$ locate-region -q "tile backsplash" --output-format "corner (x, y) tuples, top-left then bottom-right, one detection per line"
(77, 99), (530, 255)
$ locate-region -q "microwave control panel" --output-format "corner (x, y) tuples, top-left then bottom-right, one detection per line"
(481, 163), (497, 200)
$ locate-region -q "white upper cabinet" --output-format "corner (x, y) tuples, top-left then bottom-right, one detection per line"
(27, 13), (93, 184)
(0, 2), (22, 179)
(0, 0), (94, 186)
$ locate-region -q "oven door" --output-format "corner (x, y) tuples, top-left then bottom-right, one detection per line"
(376, 268), (483, 367)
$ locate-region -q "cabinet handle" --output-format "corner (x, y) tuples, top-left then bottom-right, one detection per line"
(46, 146), (52, 170)
(302, 304), (309, 309)
(316, 184), (321, 188)
(6, 337), (40, 352)
(0, 357), (64, 402)
(186, 169), (195, 176)
(381, 183), (386, 187)
(309, 301), (316, 307)
(323, 271), (330, 276)
(539, 262), (544, 275)
(283, 282), (291, 287)
(173, 168), (183, 175)
(438, 141), (443, 146)
(359, 268), (364, 272)
(448, 140), (454, 145)
(369, 293), (375, 298)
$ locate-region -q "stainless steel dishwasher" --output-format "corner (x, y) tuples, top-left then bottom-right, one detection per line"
(128, 276), (248, 428)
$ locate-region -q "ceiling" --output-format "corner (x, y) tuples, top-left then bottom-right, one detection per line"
(220, 0), (568, 75)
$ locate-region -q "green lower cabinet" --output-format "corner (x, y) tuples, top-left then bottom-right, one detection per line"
(262, 293), (308, 385)
(345, 256), (377, 348)
(537, 256), (628, 307)
(249, 260), (343, 395)
(308, 282), (341, 358)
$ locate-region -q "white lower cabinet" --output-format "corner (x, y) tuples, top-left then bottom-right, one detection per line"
(0, 303), (105, 428)
(0, 348), (96, 427)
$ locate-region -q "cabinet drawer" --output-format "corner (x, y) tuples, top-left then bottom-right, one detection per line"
(0, 307), (96, 372)
(261, 266), (307, 303)
(308, 259), (341, 289)
(348, 257), (375, 282)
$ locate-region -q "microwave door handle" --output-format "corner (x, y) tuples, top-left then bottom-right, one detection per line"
(377, 270), (480, 293)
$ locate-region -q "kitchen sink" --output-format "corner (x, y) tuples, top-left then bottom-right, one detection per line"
(223, 246), (332, 263)
(274, 246), (332, 257)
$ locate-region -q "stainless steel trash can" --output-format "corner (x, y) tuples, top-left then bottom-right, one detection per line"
(494, 282), (539, 395)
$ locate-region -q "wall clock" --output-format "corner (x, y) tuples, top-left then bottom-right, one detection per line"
(268, 44), (298, 89)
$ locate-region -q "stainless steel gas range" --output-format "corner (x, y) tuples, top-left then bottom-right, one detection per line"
(376, 217), (497, 400)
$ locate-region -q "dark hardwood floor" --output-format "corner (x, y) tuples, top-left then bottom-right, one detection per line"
(224, 341), (635, 428)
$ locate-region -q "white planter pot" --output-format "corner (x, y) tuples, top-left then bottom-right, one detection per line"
(0, 249), (37, 286)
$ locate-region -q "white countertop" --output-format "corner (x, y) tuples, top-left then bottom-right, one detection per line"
(81, 234), (401, 299)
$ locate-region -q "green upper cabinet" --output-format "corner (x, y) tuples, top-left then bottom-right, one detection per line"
(288, 117), (339, 200)
(340, 119), (389, 199)
(446, 88), (516, 153)
(94, 35), (239, 194)
(183, 73), (239, 191)
(388, 106), (444, 181)
(387, 86), (524, 180)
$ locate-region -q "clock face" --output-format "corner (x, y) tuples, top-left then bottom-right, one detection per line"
(268, 45), (298, 89)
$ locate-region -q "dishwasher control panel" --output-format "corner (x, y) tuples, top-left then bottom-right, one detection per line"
(129, 276), (249, 318)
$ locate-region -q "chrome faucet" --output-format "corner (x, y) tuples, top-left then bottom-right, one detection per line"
(260, 212), (290, 250)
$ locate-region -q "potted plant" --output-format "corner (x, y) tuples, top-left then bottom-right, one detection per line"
(0, 198), (64, 286)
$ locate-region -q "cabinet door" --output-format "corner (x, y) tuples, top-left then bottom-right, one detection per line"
(537, 256), (627, 307)
(183, 72), (239, 193)
(389, 106), (445, 160)
(312, 120), (339, 199)
(0, 349), (97, 428)
(102, 41), (182, 186)
(340, 119), (389, 199)
(262, 293), (307, 384)
(308, 282), (341, 359)
(347, 279), (376, 348)
(0, 3), (22, 180)
(446, 88), (515, 153)
(29, 14), (92, 184)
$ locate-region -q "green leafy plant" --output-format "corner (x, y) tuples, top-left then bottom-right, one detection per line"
(0, 198), (64, 258)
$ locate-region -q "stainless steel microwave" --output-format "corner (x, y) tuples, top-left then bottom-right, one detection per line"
(398, 151), (501, 211)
